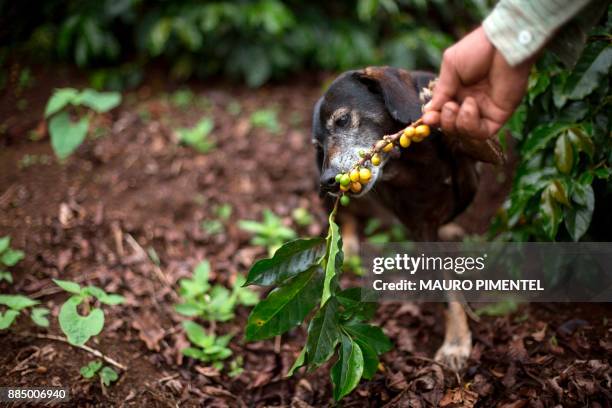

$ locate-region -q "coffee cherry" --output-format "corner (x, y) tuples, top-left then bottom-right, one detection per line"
(415, 124), (430, 138)
(359, 167), (371, 183)
(399, 133), (411, 148)
(340, 195), (350, 206)
(339, 183), (349, 192)
(350, 181), (362, 193)
(358, 150), (366, 158)
(335, 173), (342, 183)
(383, 143), (394, 153)
(371, 153), (381, 166)
(339, 174), (351, 187)
(403, 126), (415, 138)
(349, 169), (360, 182)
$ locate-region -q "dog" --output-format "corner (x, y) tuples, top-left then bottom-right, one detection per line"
(312, 66), (503, 370)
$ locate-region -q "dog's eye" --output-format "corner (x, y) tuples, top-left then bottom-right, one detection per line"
(335, 113), (350, 128)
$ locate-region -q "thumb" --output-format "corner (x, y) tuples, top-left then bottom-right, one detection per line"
(425, 49), (461, 112)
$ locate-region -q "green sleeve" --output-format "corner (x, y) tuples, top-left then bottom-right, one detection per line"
(482, 0), (593, 66)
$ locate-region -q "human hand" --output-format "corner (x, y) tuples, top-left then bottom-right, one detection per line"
(422, 26), (534, 139)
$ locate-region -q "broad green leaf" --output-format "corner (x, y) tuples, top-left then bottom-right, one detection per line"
(565, 43), (612, 100)
(546, 180), (570, 206)
(49, 112), (90, 160)
(306, 296), (341, 366)
(540, 191), (562, 240)
(343, 322), (392, 355)
(554, 133), (574, 174)
(80, 361), (102, 378)
(246, 266), (323, 340)
(0, 248), (24, 266)
(322, 213), (342, 306)
(0, 236), (9, 253)
(182, 347), (205, 360)
(564, 183), (594, 241)
(0, 310), (20, 329)
(182, 320), (211, 348)
(53, 279), (82, 294)
(58, 296), (104, 345)
(76, 89), (121, 113)
(566, 127), (594, 159)
(354, 338), (378, 379)
(174, 302), (202, 317)
(45, 88), (78, 118)
(0, 271), (12, 283)
(331, 335), (364, 401)
(98, 294), (124, 305)
(31, 307), (50, 327)
(245, 238), (326, 286)
(83, 286), (107, 299)
(100, 366), (119, 386)
(337, 287), (376, 322)
(286, 346), (306, 377)
(521, 123), (570, 160)
(0, 294), (39, 310)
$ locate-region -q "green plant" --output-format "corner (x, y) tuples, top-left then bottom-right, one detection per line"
(244, 207), (392, 401)
(44, 88), (121, 159)
(0, 236), (25, 283)
(0, 294), (49, 329)
(174, 261), (258, 323)
(250, 109), (280, 134)
(80, 361), (119, 386)
(53, 279), (124, 345)
(177, 118), (215, 153)
(201, 203), (233, 236)
(181, 321), (233, 369)
(492, 24), (611, 241)
(170, 88), (194, 107)
(228, 356), (244, 377)
(291, 207), (314, 227)
(239, 209), (297, 256)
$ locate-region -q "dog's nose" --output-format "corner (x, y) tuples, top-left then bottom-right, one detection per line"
(319, 168), (339, 192)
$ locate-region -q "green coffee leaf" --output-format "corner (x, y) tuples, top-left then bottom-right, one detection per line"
(1, 249), (24, 267)
(76, 89), (121, 113)
(540, 191), (562, 240)
(233, 275), (259, 306)
(45, 88), (78, 118)
(564, 183), (594, 241)
(80, 361), (103, 378)
(354, 338), (378, 379)
(322, 214), (342, 306)
(331, 334), (364, 401)
(0, 294), (39, 310)
(31, 307), (50, 327)
(245, 238), (326, 286)
(58, 296), (104, 345)
(174, 301), (203, 317)
(0, 236), (10, 254)
(342, 322), (392, 355)
(246, 266), (323, 340)
(0, 271), (12, 283)
(565, 42), (612, 100)
(286, 346), (306, 377)
(99, 366), (119, 386)
(179, 261), (210, 299)
(182, 321), (211, 348)
(554, 133), (574, 174)
(49, 111), (90, 160)
(0, 310), (20, 329)
(306, 296), (341, 366)
(53, 279), (82, 294)
(337, 287), (376, 322)
(521, 123), (570, 160)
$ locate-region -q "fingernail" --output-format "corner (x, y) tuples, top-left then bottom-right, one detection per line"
(423, 101), (432, 111)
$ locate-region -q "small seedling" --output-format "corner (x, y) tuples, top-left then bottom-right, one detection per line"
(0, 294), (49, 329)
(181, 321), (233, 369)
(291, 207), (313, 227)
(0, 235), (24, 283)
(80, 361), (119, 386)
(170, 88), (194, 108)
(250, 109), (280, 134)
(239, 209), (297, 256)
(174, 261), (258, 323)
(44, 88), (122, 160)
(177, 118), (215, 153)
(53, 279), (124, 346)
(228, 356), (244, 377)
(18, 154), (52, 169)
(202, 203), (233, 236)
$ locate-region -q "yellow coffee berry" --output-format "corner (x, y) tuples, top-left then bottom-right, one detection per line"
(399, 133), (411, 148)
(350, 181), (362, 193)
(349, 169), (360, 182)
(371, 153), (381, 166)
(403, 126), (415, 138)
(412, 137), (424, 143)
(359, 167), (371, 183)
(415, 124), (430, 138)
(339, 184), (349, 192)
(339, 174), (351, 186)
(383, 143), (394, 153)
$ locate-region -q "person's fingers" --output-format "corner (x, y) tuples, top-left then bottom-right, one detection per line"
(456, 97), (489, 139)
(422, 110), (440, 126)
(427, 48), (461, 112)
(440, 101), (459, 136)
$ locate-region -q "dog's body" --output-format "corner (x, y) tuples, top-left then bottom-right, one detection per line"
(312, 66), (503, 369)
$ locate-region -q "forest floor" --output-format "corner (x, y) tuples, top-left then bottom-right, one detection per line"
(0, 65), (610, 407)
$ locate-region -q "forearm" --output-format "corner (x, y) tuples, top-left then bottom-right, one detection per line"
(482, 0), (591, 66)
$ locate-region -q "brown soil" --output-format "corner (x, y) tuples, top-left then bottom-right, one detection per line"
(0, 65), (610, 407)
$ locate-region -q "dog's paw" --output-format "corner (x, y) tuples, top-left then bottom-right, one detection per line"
(434, 336), (471, 371)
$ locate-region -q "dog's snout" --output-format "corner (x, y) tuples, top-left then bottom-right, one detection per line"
(319, 168), (339, 192)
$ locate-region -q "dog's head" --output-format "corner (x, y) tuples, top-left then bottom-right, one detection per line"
(312, 67), (433, 197)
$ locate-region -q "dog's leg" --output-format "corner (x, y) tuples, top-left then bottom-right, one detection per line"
(434, 301), (472, 371)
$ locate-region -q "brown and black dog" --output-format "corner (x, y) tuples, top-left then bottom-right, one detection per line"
(312, 66), (503, 369)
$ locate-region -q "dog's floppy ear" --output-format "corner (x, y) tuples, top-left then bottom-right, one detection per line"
(354, 66), (422, 124)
